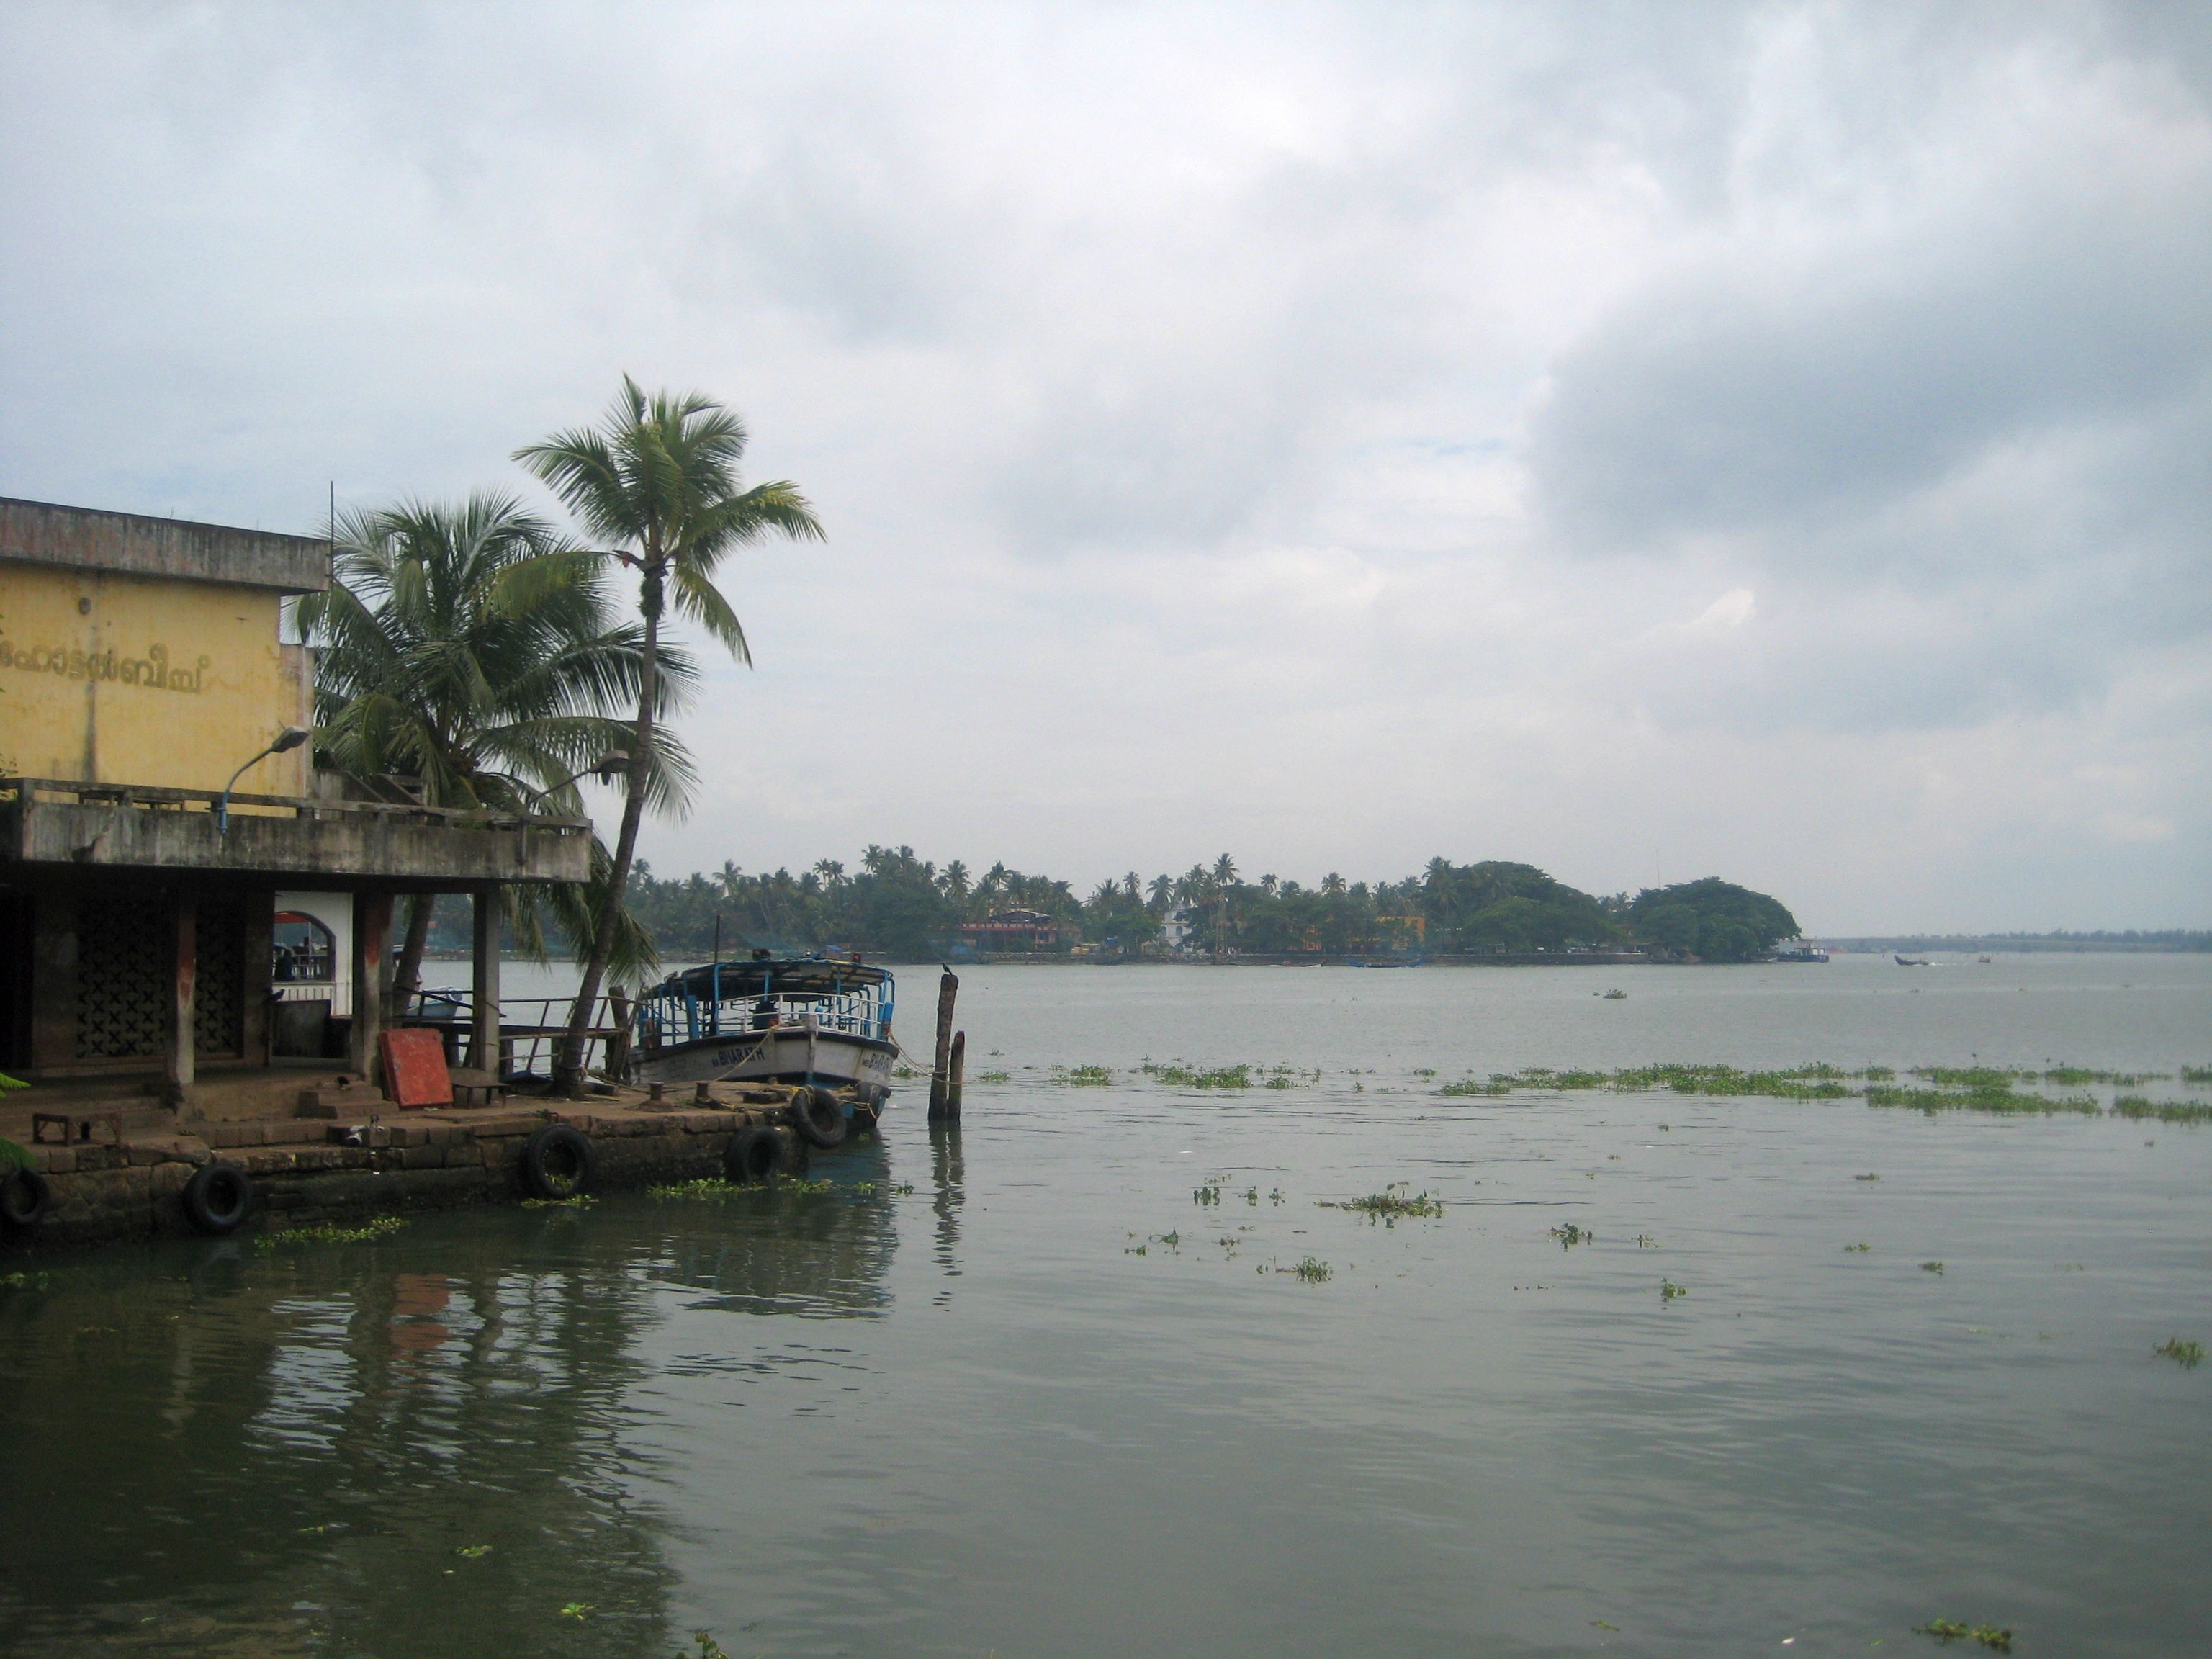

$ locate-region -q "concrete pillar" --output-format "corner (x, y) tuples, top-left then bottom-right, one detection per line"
(240, 886), (275, 1066)
(469, 885), (500, 1076)
(29, 891), (77, 1071)
(167, 893), (197, 1098)
(350, 889), (390, 1083)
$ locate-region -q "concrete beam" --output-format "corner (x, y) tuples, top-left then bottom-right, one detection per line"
(1, 796), (590, 886)
(0, 496), (329, 593)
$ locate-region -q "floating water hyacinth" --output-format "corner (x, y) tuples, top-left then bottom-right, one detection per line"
(255, 1215), (406, 1249)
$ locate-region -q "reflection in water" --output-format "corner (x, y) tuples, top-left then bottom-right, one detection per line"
(930, 1125), (966, 1303)
(0, 1171), (905, 1658)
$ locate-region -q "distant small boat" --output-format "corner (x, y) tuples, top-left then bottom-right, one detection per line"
(1977, 955), (1992, 964)
(1895, 955), (1929, 967)
(1770, 940), (1830, 964)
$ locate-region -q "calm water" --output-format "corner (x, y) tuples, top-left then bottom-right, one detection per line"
(4, 953), (2209, 1658)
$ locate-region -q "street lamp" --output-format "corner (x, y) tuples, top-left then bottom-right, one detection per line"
(523, 750), (629, 812)
(215, 726), (310, 835)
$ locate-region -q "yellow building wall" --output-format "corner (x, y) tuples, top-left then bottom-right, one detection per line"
(0, 561), (311, 796)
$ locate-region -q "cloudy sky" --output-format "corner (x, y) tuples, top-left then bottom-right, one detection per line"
(4, 2), (2207, 931)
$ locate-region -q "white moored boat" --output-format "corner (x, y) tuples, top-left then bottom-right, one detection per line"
(628, 954), (899, 1118)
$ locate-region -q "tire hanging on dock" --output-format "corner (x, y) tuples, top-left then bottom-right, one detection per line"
(0, 1167), (53, 1231)
(724, 1124), (790, 1185)
(181, 1161), (254, 1236)
(788, 1085), (848, 1151)
(519, 1125), (595, 1200)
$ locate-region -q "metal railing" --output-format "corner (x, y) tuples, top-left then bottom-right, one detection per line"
(0, 775), (590, 835)
(399, 986), (625, 1082)
(633, 984), (890, 1051)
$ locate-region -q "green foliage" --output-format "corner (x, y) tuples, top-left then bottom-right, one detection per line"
(2154, 1337), (2204, 1369)
(1419, 859), (1622, 954)
(1050, 1064), (1113, 1086)
(589, 849), (1800, 963)
(255, 1215), (408, 1249)
(1627, 878), (1800, 960)
(1660, 1279), (1687, 1301)
(1289, 1256), (1332, 1282)
(2183, 1065), (2212, 1084)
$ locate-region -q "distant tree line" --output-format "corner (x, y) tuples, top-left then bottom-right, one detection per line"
(436, 850), (1799, 971)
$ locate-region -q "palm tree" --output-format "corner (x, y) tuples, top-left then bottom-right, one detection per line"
(1148, 873), (1175, 910)
(1212, 853), (1238, 886)
(518, 378), (824, 1091)
(300, 493), (697, 999)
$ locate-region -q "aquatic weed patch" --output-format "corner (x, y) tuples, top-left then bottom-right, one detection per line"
(1917, 1618), (2013, 1653)
(1867, 1081), (2098, 1116)
(1050, 1064), (1114, 1086)
(2113, 1096), (2212, 1124)
(1323, 1184), (1443, 1223)
(256, 1215), (407, 1249)
(1148, 1061), (1251, 1089)
(974, 1069), (1012, 1084)
(1549, 1223), (1593, 1248)
(520, 1194), (596, 1210)
(647, 1176), (832, 1201)
(2155, 1337), (2204, 1369)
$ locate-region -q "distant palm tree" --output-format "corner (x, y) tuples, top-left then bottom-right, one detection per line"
(1123, 871), (1142, 901)
(1148, 873), (1175, 909)
(943, 860), (971, 902)
(814, 859), (846, 889)
(519, 378), (825, 1092)
(1212, 853), (1238, 886)
(1323, 872), (1347, 895)
(300, 493), (695, 998)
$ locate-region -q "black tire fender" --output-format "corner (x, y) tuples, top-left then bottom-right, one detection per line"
(519, 1124), (594, 1200)
(0, 1167), (54, 1231)
(724, 1123), (788, 1186)
(181, 1161), (254, 1236)
(788, 1085), (848, 1150)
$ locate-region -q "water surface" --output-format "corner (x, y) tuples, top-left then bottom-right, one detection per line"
(4, 953), (2208, 1656)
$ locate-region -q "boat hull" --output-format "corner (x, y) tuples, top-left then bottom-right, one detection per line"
(630, 1025), (898, 1101)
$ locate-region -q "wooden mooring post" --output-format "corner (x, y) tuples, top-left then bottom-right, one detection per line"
(927, 969), (959, 1122)
(946, 1030), (966, 1120)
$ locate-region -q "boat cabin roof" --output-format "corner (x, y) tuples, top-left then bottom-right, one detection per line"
(646, 957), (892, 1002)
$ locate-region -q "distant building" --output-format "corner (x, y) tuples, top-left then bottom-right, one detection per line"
(1160, 904), (1196, 950)
(959, 908), (1071, 950)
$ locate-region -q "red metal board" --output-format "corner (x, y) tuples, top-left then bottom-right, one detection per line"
(379, 1028), (454, 1110)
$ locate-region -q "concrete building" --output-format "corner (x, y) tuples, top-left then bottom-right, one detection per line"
(0, 497), (590, 1100)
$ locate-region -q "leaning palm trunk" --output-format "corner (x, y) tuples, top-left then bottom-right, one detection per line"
(558, 563), (661, 1089)
(392, 894), (436, 1010)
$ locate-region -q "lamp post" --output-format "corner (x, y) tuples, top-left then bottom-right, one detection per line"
(215, 727), (310, 835)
